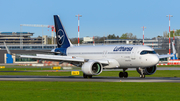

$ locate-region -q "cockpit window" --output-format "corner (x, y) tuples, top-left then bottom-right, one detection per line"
(140, 50), (156, 55)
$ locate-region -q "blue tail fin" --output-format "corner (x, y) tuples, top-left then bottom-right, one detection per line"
(54, 15), (72, 48)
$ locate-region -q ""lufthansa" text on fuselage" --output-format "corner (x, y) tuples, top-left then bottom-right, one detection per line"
(113, 46), (133, 51)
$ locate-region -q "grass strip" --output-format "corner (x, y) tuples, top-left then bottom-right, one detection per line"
(0, 81), (179, 101)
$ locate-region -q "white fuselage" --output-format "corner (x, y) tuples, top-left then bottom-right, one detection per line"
(66, 45), (159, 68)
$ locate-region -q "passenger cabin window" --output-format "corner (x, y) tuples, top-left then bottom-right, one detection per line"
(140, 50), (156, 55)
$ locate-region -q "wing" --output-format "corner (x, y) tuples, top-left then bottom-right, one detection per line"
(158, 42), (176, 59)
(20, 54), (85, 62)
(158, 54), (174, 59)
(20, 54), (109, 65)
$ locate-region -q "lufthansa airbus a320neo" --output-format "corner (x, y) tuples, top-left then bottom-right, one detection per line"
(20, 15), (176, 78)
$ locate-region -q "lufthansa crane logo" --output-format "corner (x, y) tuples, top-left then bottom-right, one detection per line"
(57, 29), (65, 46)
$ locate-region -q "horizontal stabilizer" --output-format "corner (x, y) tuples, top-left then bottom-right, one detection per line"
(4, 42), (11, 54)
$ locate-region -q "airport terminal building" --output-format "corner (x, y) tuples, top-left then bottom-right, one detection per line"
(0, 32), (56, 63)
(0, 32), (42, 45)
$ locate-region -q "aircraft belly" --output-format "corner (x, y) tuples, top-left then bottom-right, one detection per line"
(116, 55), (140, 68)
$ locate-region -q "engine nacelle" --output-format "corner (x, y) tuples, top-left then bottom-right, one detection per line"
(81, 61), (103, 75)
(136, 65), (157, 75)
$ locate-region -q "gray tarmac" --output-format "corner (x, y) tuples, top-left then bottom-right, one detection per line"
(0, 66), (179, 82)
(0, 75), (179, 82)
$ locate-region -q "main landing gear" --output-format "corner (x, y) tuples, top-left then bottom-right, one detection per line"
(119, 68), (128, 78)
(83, 73), (92, 78)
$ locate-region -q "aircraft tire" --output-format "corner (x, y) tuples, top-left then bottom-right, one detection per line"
(119, 72), (124, 78)
(88, 75), (92, 78)
(124, 72), (128, 78)
(83, 73), (88, 78)
(140, 75), (145, 78)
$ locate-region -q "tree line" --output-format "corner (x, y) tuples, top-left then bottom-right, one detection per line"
(163, 29), (180, 37)
(47, 29), (180, 44)
(70, 33), (137, 44)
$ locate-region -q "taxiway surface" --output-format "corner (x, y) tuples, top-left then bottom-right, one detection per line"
(0, 76), (179, 82)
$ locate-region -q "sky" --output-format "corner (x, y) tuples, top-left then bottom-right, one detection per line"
(0, 0), (180, 39)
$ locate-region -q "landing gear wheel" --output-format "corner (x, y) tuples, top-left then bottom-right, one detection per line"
(119, 72), (124, 78)
(124, 72), (128, 78)
(88, 75), (92, 78)
(140, 75), (145, 78)
(83, 73), (88, 78)
(119, 72), (128, 78)
(83, 74), (92, 78)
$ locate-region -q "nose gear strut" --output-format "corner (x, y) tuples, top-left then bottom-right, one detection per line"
(139, 67), (145, 78)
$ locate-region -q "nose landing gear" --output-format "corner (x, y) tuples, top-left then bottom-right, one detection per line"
(140, 74), (145, 78)
(139, 67), (145, 78)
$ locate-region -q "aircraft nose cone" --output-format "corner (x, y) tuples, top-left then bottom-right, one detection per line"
(151, 55), (159, 65)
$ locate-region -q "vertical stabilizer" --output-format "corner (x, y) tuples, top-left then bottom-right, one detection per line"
(54, 15), (73, 48)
